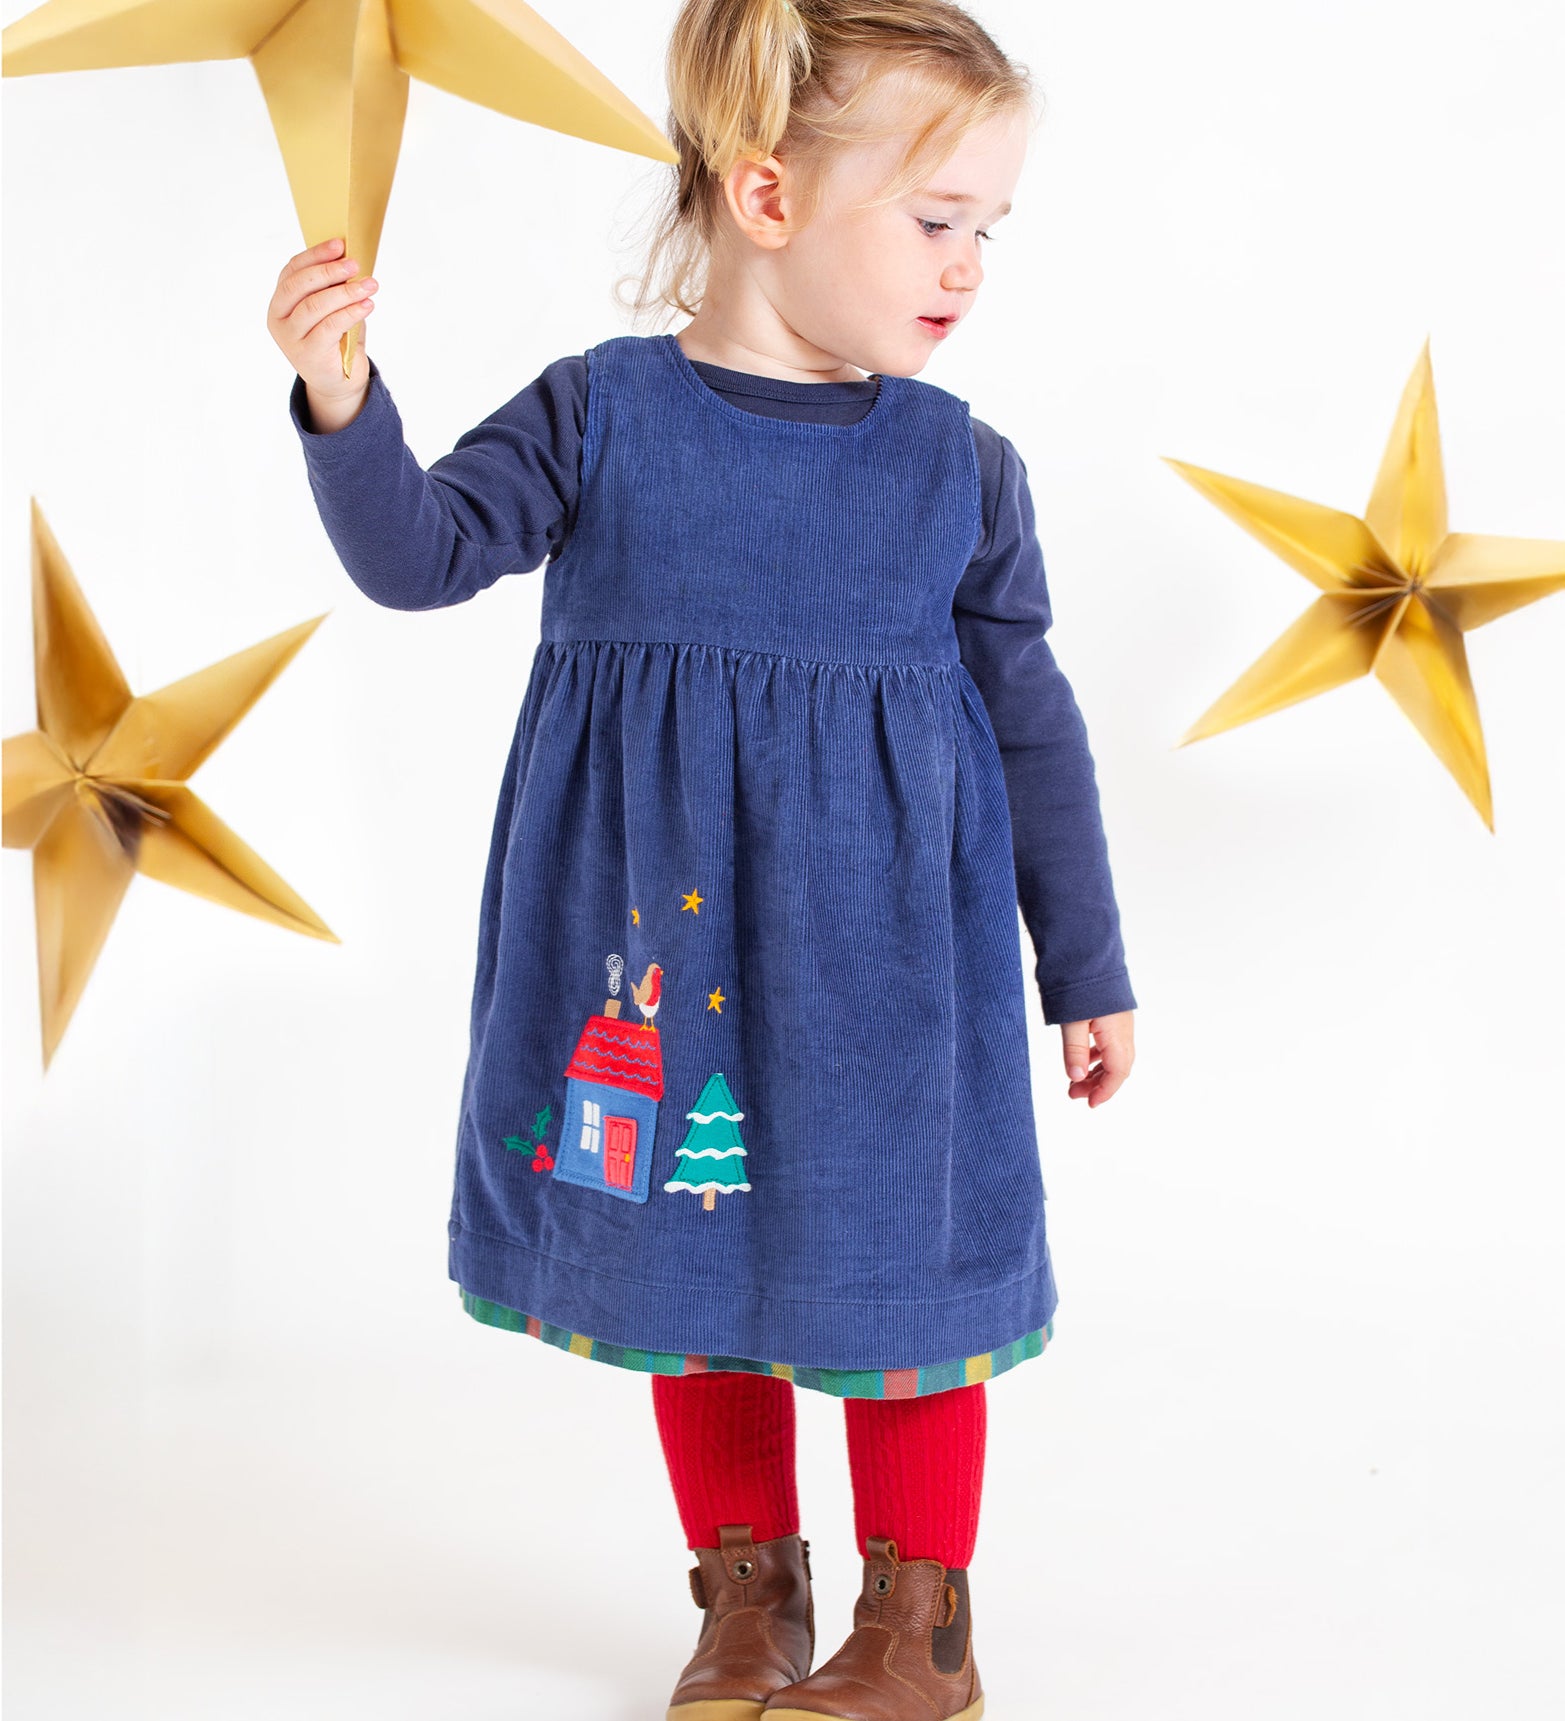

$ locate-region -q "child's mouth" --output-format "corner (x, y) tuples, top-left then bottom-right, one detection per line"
(917, 315), (952, 339)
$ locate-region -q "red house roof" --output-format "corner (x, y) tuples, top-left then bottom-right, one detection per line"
(563, 1013), (665, 1101)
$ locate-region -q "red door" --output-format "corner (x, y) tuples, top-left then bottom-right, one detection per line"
(604, 1115), (638, 1189)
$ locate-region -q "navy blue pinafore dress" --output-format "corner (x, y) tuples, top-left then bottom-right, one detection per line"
(448, 333), (1056, 1398)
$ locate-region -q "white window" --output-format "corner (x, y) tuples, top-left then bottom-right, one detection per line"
(578, 1098), (601, 1153)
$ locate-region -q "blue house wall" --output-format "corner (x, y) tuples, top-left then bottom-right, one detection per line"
(552, 1077), (661, 1204)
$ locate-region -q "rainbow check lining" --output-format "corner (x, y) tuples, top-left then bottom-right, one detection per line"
(458, 1287), (1053, 1398)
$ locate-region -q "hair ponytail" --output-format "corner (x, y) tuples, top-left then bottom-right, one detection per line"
(671, 0), (812, 198)
(613, 0), (1036, 327)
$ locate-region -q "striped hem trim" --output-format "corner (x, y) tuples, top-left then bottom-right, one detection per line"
(456, 1287), (1053, 1398)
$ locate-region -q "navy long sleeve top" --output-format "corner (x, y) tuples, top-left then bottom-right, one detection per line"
(288, 351), (1136, 1025)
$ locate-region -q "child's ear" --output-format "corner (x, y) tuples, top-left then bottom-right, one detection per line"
(721, 153), (792, 250)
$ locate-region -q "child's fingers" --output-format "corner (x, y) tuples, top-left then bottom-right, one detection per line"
(296, 291), (375, 366)
(268, 270), (377, 388)
(270, 238), (353, 320)
(272, 251), (371, 327)
(1062, 1014), (1134, 1105)
(1089, 1057), (1129, 1105)
(276, 235), (345, 285)
(1060, 1022), (1092, 1082)
(1092, 1081), (1124, 1106)
(1083, 1038), (1134, 1106)
(296, 273), (378, 337)
(1066, 1063), (1117, 1106)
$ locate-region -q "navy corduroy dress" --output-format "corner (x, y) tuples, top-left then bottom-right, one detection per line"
(291, 330), (1139, 1397)
(447, 331), (1059, 1393)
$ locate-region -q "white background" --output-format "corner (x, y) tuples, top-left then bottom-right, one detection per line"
(4, 1), (1563, 1715)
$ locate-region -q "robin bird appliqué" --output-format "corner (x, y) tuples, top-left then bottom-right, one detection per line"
(632, 962), (663, 1029)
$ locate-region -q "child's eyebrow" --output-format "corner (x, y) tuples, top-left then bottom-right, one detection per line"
(918, 189), (1013, 218)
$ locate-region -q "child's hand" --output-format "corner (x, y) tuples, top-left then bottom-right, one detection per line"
(1060, 1012), (1134, 1107)
(267, 236), (378, 430)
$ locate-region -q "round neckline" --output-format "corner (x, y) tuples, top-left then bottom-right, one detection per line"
(687, 355), (880, 403)
(660, 333), (897, 434)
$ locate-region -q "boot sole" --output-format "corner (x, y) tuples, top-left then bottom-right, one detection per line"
(667, 1703), (769, 1721)
(762, 1702), (984, 1721)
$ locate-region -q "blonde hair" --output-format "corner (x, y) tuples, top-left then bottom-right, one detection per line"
(613, 0), (1039, 327)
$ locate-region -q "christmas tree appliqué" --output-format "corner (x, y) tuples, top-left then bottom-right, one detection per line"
(664, 1072), (750, 1212)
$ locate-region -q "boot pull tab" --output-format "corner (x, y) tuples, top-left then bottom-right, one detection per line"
(864, 1536), (900, 1598)
(716, 1523), (759, 1584)
(688, 1565), (708, 1608)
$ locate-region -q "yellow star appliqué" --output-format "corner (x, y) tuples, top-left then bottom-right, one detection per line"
(631, 906), (639, 925)
(681, 888), (704, 914)
(707, 987), (726, 1011)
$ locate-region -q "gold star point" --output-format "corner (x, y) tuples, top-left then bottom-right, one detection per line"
(1169, 340), (1565, 829)
(2, 499), (337, 1069)
(1, 0), (677, 376)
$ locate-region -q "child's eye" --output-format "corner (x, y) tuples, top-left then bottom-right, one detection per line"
(917, 217), (996, 242)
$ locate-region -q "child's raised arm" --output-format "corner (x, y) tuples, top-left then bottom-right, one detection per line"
(267, 237), (580, 611)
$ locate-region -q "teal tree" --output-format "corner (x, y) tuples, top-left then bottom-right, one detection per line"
(664, 1073), (749, 1212)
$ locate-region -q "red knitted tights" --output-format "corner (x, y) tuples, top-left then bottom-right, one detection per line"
(650, 1371), (986, 1567)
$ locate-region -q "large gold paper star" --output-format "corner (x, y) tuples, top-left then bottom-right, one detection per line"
(2, 499), (337, 1069)
(1166, 340), (1565, 828)
(2, 0), (676, 375)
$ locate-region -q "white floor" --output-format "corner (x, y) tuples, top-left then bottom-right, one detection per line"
(7, 1269), (1562, 1720)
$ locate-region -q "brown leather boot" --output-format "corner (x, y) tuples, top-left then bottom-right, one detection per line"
(760, 1536), (983, 1720)
(667, 1523), (816, 1721)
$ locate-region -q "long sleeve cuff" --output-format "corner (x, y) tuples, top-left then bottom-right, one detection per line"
(1039, 967), (1137, 1025)
(289, 357), (404, 467)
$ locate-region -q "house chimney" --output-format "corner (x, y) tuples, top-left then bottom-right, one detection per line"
(603, 999), (622, 1018)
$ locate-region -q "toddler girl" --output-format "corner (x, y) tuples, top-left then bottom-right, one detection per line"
(268, 2), (1136, 1715)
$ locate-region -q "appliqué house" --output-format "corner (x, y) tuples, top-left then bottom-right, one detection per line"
(553, 995), (665, 1203)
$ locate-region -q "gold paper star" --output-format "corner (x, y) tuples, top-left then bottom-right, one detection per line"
(1166, 340), (1565, 828)
(2, 0), (676, 376)
(2, 499), (337, 1069)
